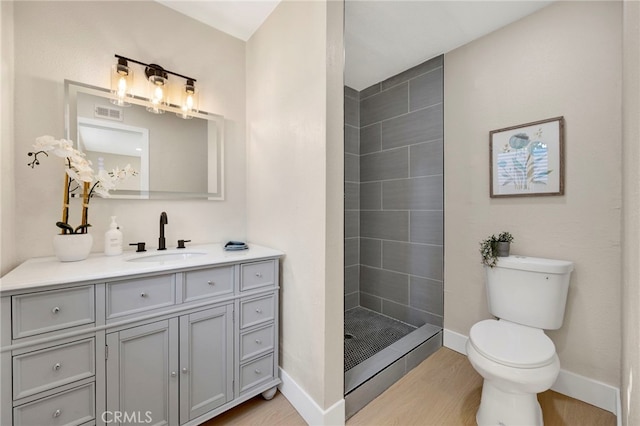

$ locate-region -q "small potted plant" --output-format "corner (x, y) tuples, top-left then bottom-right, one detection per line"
(480, 232), (514, 267)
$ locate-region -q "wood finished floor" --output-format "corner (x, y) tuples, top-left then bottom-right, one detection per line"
(203, 348), (616, 426)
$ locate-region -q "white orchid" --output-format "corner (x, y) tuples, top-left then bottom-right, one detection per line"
(28, 135), (137, 233)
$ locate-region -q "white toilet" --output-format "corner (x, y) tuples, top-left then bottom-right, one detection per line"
(466, 255), (573, 426)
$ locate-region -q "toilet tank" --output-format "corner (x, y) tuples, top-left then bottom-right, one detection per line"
(485, 255), (574, 330)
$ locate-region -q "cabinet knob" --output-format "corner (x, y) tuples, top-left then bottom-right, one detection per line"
(255, 339), (262, 345)
(207, 280), (214, 286)
(182, 367), (189, 374)
(52, 307), (60, 314)
(53, 409), (62, 418)
(140, 292), (147, 298)
(255, 272), (263, 278)
(171, 371), (177, 377)
(53, 363), (61, 371)
(254, 369), (262, 375)
(255, 308), (263, 314)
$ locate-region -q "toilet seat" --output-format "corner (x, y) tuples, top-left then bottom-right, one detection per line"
(469, 319), (556, 368)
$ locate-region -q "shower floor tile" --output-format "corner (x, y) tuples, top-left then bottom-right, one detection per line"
(344, 307), (416, 371)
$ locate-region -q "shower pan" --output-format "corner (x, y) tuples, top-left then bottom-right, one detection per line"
(343, 55), (444, 418)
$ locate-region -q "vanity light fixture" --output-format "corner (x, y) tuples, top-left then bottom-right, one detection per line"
(110, 57), (133, 106)
(113, 54), (199, 118)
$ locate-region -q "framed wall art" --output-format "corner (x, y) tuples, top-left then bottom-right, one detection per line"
(489, 116), (565, 198)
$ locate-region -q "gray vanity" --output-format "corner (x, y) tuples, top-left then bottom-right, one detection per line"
(0, 243), (283, 426)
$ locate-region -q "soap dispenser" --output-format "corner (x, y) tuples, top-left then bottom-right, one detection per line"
(104, 216), (123, 256)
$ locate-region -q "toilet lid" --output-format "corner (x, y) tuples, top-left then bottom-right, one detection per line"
(469, 320), (556, 368)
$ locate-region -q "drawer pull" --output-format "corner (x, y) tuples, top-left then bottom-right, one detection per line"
(53, 363), (61, 371)
(255, 339), (262, 345)
(53, 409), (62, 418)
(255, 308), (263, 314)
(207, 280), (214, 286)
(255, 272), (262, 278)
(52, 307), (61, 314)
(254, 369), (262, 375)
(140, 292), (147, 298)
(171, 371), (177, 377)
(182, 367), (189, 374)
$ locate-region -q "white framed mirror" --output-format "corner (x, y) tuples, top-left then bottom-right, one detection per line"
(65, 80), (225, 200)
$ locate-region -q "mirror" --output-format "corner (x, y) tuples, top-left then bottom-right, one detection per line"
(65, 80), (224, 200)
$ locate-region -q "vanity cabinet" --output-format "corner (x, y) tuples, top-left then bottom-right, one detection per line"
(0, 244), (282, 426)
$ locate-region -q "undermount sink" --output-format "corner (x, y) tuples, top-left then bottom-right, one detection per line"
(127, 251), (207, 263)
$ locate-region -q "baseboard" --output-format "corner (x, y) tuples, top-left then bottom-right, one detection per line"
(278, 367), (345, 426)
(443, 328), (620, 417)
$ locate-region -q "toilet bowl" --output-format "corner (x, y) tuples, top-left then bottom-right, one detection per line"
(467, 319), (560, 426)
(466, 255), (573, 426)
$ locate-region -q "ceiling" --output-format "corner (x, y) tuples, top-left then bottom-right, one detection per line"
(157, 0), (552, 91)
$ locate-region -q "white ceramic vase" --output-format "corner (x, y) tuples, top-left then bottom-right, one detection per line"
(53, 233), (93, 262)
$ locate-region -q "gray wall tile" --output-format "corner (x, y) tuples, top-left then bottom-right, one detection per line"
(345, 293), (359, 311)
(409, 68), (443, 111)
(383, 241), (443, 280)
(381, 104), (443, 150)
(360, 124), (381, 155)
(361, 211), (409, 241)
(345, 125), (360, 155)
(345, 210), (360, 238)
(361, 83), (408, 126)
(360, 266), (409, 304)
(361, 148), (409, 183)
(345, 265), (360, 294)
(410, 140), (443, 177)
(345, 237), (359, 267)
(383, 176), (443, 210)
(360, 83), (381, 100)
(345, 86), (359, 100)
(381, 55), (443, 91)
(409, 276), (443, 315)
(345, 153), (360, 183)
(345, 182), (360, 211)
(382, 300), (443, 328)
(410, 210), (443, 245)
(360, 238), (382, 267)
(360, 291), (382, 313)
(360, 182), (382, 210)
(345, 95), (360, 127)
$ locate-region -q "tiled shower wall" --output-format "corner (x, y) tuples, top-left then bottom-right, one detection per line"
(344, 55), (444, 328)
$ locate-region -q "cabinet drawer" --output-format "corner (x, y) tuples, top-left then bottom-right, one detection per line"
(240, 324), (275, 362)
(13, 382), (95, 426)
(240, 260), (275, 291)
(240, 294), (275, 329)
(13, 338), (95, 400)
(183, 266), (234, 302)
(239, 353), (274, 394)
(12, 286), (95, 339)
(106, 275), (176, 320)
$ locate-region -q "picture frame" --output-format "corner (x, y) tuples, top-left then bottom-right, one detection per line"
(489, 116), (565, 198)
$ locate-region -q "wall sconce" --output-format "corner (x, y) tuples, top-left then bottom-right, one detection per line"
(110, 57), (133, 106)
(113, 54), (199, 118)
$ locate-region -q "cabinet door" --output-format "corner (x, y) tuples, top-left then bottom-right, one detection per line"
(106, 319), (178, 426)
(179, 305), (233, 424)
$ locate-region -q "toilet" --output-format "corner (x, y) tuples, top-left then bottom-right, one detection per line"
(466, 255), (573, 426)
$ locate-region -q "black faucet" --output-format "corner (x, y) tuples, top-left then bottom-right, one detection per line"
(159, 212), (168, 250)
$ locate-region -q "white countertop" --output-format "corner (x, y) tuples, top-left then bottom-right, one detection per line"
(0, 243), (284, 294)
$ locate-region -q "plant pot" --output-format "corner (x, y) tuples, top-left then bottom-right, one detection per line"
(53, 233), (93, 262)
(496, 241), (511, 257)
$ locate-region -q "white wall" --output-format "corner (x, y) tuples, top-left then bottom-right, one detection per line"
(5, 0), (246, 273)
(622, 0), (640, 423)
(444, 1), (622, 387)
(246, 0), (344, 413)
(1, 1), (15, 274)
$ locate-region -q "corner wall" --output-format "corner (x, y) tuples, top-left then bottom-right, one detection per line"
(444, 0), (622, 387)
(246, 0), (344, 420)
(7, 1), (247, 271)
